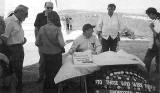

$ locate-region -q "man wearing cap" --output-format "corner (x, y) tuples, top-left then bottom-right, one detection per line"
(1, 4), (28, 93)
(67, 23), (101, 92)
(68, 24), (102, 54)
(34, 1), (61, 83)
(96, 4), (124, 52)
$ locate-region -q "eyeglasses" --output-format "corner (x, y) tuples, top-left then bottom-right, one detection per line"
(47, 7), (53, 10)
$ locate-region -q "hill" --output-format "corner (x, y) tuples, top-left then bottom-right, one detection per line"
(58, 9), (151, 39)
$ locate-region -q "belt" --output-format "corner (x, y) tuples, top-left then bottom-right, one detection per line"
(9, 43), (22, 47)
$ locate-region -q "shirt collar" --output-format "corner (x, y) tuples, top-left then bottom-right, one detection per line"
(12, 14), (19, 22)
(107, 12), (116, 17)
(42, 11), (47, 16)
(42, 10), (48, 16)
(12, 14), (22, 24)
(82, 34), (93, 39)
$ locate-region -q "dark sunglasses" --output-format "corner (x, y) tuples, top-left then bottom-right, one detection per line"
(47, 7), (53, 10)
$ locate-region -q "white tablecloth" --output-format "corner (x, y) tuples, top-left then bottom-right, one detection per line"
(54, 49), (146, 84)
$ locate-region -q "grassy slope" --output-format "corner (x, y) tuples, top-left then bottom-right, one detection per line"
(59, 9), (151, 38)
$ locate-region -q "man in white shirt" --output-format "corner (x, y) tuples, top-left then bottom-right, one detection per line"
(1, 5), (28, 93)
(96, 4), (123, 52)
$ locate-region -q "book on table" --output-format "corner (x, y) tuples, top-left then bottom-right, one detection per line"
(73, 52), (93, 65)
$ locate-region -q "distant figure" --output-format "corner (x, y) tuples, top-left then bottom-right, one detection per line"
(1, 4), (28, 93)
(96, 4), (124, 52)
(65, 16), (73, 30)
(34, 1), (61, 83)
(65, 16), (70, 30)
(143, 7), (160, 73)
(69, 17), (73, 30)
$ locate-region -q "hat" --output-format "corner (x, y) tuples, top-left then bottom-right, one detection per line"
(82, 24), (95, 32)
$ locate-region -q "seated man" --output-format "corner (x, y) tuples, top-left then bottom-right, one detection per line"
(65, 24), (102, 92)
(68, 24), (102, 55)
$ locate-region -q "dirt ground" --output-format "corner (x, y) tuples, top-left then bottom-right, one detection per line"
(0, 40), (159, 93)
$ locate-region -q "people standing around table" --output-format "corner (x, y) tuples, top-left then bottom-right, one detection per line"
(1, 4), (28, 93)
(143, 7), (160, 73)
(35, 11), (65, 93)
(34, 1), (59, 83)
(96, 4), (124, 52)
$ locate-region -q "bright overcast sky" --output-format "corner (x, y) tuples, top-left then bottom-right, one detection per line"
(11, 0), (160, 14)
(57, 0), (160, 14)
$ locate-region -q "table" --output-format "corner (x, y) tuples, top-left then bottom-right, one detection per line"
(54, 49), (146, 84)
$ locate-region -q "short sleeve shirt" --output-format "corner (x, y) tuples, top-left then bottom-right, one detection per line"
(1, 15), (24, 45)
(34, 11), (47, 31)
(34, 11), (61, 31)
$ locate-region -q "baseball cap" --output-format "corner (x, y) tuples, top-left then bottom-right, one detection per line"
(82, 24), (95, 32)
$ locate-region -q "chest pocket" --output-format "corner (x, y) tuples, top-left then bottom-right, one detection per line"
(12, 23), (21, 35)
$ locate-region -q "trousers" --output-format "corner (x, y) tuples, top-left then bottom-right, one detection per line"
(38, 47), (45, 79)
(43, 53), (62, 93)
(101, 36), (118, 52)
(143, 48), (159, 72)
(9, 44), (24, 93)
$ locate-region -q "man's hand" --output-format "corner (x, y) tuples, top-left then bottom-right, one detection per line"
(92, 51), (97, 55)
(149, 23), (154, 29)
(22, 37), (27, 45)
(68, 48), (76, 55)
(150, 23), (158, 36)
(97, 31), (102, 38)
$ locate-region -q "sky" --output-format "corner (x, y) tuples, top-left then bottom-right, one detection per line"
(57, 0), (160, 14)
(3, 0), (160, 17)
